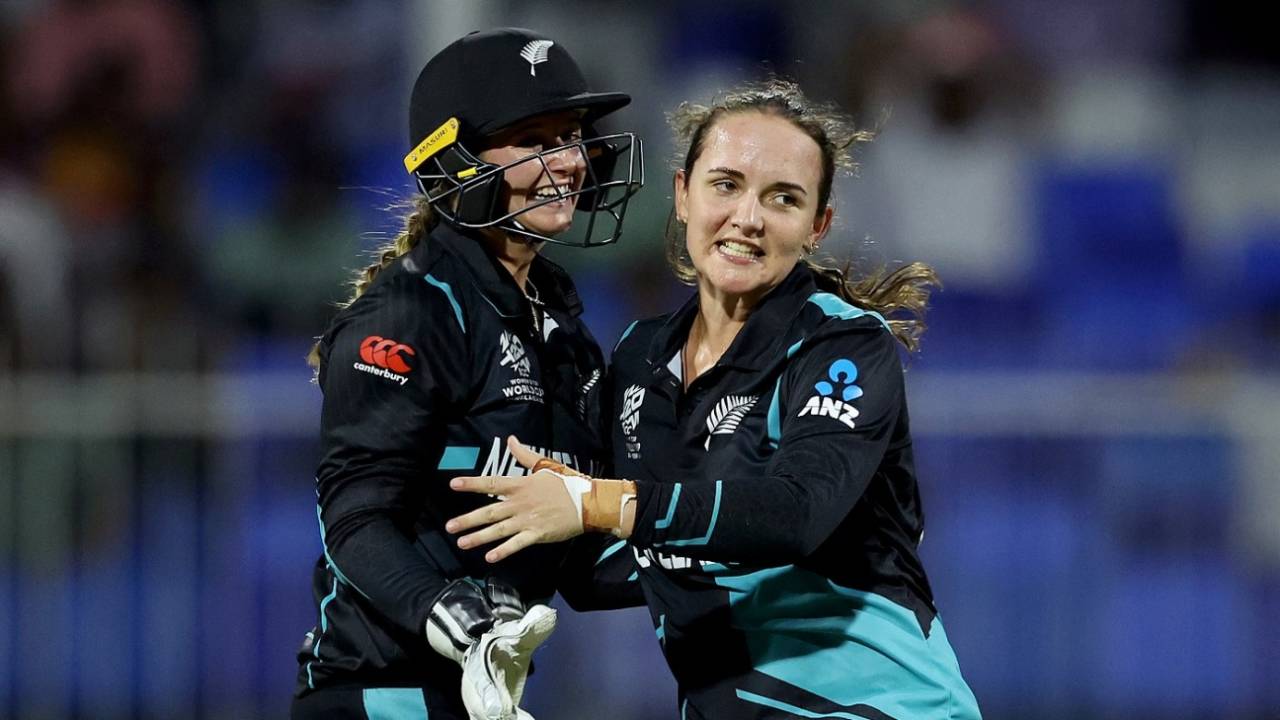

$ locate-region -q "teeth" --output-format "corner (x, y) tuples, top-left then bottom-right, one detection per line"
(719, 240), (760, 258)
(534, 186), (569, 200)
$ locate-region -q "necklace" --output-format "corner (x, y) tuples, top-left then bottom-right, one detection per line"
(524, 279), (543, 335)
(680, 341), (690, 388)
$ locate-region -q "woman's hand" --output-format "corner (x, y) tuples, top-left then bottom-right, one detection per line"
(447, 436), (588, 563)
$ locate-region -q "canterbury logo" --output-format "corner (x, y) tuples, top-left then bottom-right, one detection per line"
(704, 395), (758, 450)
(519, 40), (554, 76)
(358, 335), (415, 373)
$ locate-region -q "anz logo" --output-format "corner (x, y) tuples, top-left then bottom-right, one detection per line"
(797, 358), (863, 429)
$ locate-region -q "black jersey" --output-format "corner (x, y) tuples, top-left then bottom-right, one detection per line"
(296, 222), (638, 702)
(610, 265), (979, 720)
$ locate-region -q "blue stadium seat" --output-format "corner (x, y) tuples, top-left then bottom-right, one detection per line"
(1031, 161), (1199, 369)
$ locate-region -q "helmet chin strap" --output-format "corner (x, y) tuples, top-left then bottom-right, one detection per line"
(501, 218), (550, 246)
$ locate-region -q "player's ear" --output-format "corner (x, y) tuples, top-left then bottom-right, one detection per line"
(674, 169), (689, 224)
(810, 205), (833, 246)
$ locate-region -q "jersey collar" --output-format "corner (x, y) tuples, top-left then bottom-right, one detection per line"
(430, 222), (585, 319)
(648, 263), (818, 373)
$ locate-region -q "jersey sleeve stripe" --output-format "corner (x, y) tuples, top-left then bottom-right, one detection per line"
(595, 539), (629, 567)
(766, 376), (784, 449)
(424, 273), (466, 333)
(662, 480), (723, 548)
(614, 319), (640, 352)
(315, 504), (371, 599)
(655, 483), (682, 530)
(305, 576), (340, 689)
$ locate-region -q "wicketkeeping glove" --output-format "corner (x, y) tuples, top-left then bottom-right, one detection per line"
(426, 578), (557, 720)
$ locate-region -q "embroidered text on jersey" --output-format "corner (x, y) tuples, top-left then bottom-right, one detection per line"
(620, 384), (646, 459)
(480, 436), (601, 478)
(632, 545), (736, 574)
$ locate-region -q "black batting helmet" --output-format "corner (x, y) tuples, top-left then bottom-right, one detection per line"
(403, 27), (644, 247)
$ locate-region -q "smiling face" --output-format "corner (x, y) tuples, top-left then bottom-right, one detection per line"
(675, 110), (833, 304)
(479, 110), (587, 239)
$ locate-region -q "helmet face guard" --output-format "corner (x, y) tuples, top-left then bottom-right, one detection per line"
(408, 127), (644, 248)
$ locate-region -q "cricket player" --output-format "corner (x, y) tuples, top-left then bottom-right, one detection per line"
(447, 79), (981, 720)
(293, 27), (644, 720)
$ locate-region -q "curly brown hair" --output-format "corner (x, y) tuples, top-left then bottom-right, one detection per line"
(666, 78), (938, 352)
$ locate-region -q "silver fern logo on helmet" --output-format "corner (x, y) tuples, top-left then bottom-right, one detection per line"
(519, 40), (554, 76)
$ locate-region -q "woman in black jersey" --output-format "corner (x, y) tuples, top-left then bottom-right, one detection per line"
(448, 79), (981, 719)
(292, 28), (643, 720)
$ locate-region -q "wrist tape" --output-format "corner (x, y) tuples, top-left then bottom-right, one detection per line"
(531, 458), (636, 534)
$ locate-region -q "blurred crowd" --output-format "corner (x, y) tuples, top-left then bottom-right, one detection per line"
(3, 0), (1278, 375)
(0, 0), (409, 374)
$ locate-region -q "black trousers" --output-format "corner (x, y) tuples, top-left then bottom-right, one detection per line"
(291, 685), (467, 720)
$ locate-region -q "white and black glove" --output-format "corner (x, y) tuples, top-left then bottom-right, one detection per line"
(426, 578), (557, 720)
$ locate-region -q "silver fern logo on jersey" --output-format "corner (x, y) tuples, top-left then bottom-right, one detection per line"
(704, 395), (758, 450)
(519, 40), (554, 76)
(619, 383), (646, 459)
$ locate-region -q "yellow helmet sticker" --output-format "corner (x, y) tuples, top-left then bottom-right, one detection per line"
(403, 117), (460, 173)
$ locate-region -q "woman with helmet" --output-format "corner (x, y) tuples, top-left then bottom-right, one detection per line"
(291, 27), (644, 720)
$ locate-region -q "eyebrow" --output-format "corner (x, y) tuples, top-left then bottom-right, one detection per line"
(706, 166), (809, 196)
(493, 115), (582, 138)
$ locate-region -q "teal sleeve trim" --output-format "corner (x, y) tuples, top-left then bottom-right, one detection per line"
(436, 445), (480, 470)
(807, 292), (889, 332)
(424, 274), (466, 333)
(759, 341), (802, 451)
(614, 319), (640, 351)
(362, 687), (429, 719)
(315, 504), (370, 599)
(664, 480), (722, 547)
(655, 483), (682, 530)
(305, 577), (340, 689)
(656, 613), (666, 644)
(595, 539), (628, 566)
(766, 376), (783, 449)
